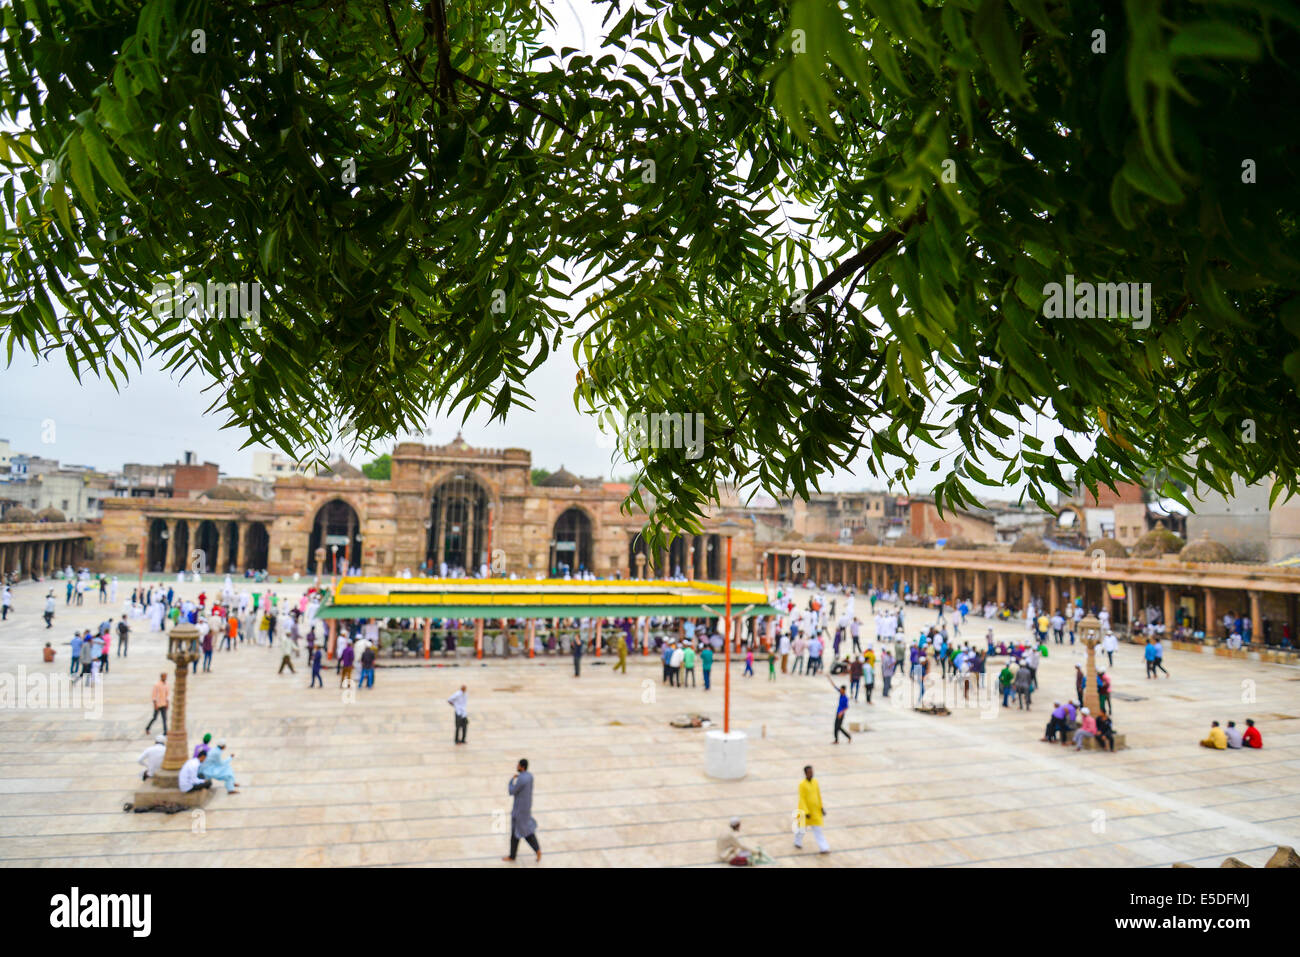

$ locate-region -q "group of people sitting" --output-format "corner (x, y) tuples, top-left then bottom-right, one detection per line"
(1199, 719), (1263, 750)
(137, 732), (241, 794)
(1042, 701), (1118, 751)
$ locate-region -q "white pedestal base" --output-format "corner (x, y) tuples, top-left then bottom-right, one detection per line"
(704, 730), (748, 779)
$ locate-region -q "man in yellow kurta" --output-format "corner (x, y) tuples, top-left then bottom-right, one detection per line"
(1200, 721), (1228, 749)
(795, 765), (830, 853)
(614, 634), (628, 674)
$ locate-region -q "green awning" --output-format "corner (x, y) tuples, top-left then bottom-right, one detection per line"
(315, 602), (778, 621)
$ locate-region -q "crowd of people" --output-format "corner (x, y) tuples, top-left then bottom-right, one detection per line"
(2, 561), (1266, 849)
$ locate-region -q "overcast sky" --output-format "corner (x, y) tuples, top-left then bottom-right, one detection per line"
(0, 1), (1073, 505)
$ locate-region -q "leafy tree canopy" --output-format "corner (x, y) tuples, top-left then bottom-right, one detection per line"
(530, 467), (551, 485)
(1, 0), (1298, 550)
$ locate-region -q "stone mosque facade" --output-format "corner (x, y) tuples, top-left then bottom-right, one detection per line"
(96, 434), (758, 581)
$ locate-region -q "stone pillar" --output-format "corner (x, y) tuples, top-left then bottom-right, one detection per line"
(214, 525), (225, 574)
(594, 617), (603, 657)
(687, 541), (696, 581)
(1203, 588), (1217, 640)
(327, 619), (338, 659)
(236, 522), (250, 571)
(170, 522), (183, 573)
(474, 618), (484, 658)
(1021, 575), (1032, 612)
(465, 507), (477, 573)
(1248, 590), (1262, 640)
(422, 617), (431, 658)
(159, 623), (200, 784)
(972, 570), (983, 608)
(1162, 585), (1175, 632)
(436, 496), (448, 567)
(949, 568), (958, 600)
(164, 519), (178, 571)
(1082, 633), (1101, 716)
(526, 618), (535, 658)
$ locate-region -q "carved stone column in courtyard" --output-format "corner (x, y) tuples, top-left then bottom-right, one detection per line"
(1078, 613), (1103, 716)
(134, 622), (208, 808)
(1162, 585), (1175, 634)
(1204, 587), (1217, 641)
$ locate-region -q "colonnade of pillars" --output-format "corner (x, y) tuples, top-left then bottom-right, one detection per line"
(153, 518), (264, 573)
(766, 552), (1280, 638)
(0, 537), (88, 578)
(636, 534), (723, 579)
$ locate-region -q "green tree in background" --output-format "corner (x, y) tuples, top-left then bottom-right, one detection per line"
(361, 453), (392, 480)
(530, 468), (552, 485)
(1, 0), (1297, 547)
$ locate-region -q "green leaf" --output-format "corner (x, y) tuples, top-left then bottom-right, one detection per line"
(1167, 22), (1261, 61)
(81, 125), (137, 201)
(972, 0), (1029, 102)
(64, 133), (98, 214)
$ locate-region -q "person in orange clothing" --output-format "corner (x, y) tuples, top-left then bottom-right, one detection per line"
(145, 672), (169, 735)
(1242, 718), (1263, 749)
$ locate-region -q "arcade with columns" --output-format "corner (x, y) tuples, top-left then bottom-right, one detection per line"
(763, 543), (1300, 641)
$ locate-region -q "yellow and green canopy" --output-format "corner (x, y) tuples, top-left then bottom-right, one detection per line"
(315, 576), (776, 620)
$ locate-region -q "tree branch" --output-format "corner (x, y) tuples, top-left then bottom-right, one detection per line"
(450, 68), (585, 142)
(381, 0), (442, 108)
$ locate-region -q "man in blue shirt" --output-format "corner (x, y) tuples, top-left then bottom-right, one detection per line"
(828, 676), (851, 743)
(808, 635), (823, 675)
(68, 631), (83, 675)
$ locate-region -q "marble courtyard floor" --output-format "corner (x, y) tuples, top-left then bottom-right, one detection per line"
(1, 578), (1298, 868)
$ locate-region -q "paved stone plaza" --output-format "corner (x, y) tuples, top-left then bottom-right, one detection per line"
(1, 578), (1297, 867)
